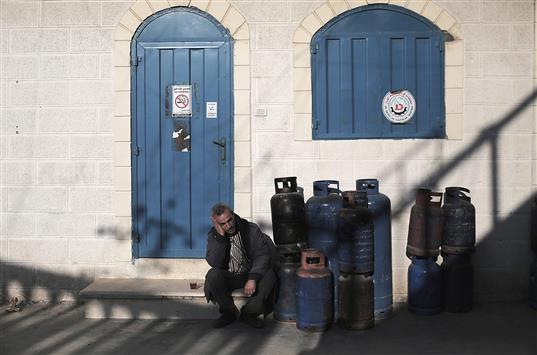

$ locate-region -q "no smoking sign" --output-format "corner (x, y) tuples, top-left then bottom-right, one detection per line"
(172, 85), (192, 117)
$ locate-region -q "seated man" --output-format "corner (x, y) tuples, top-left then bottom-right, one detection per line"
(204, 203), (278, 328)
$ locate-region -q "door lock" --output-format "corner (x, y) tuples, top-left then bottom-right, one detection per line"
(212, 138), (226, 163)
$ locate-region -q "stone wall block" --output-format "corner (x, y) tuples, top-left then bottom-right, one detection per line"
(114, 91), (131, 117)
(207, 1), (230, 22)
(39, 55), (98, 79)
(70, 136), (112, 159)
(329, 1), (350, 16)
(8, 188), (67, 212)
(70, 81), (113, 105)
(256, 132), (318, 159)
(35, 213), (97, 237)
(256, 77), (292, 104)
(232, 23), (249, 40)
(70, 188), (113, 212)
(41, 2), (99, 26)
(234, 90), (251, 115)
(1, 161), (35, 185)
(10, 30), (68, 54)
(234, 114), (251, 141)
(445, 88), (463, 114)
(234, 40), (250, 66)
(2, 56), (37, 80)
(114, 166), (131, 192)
(293, 27), (312, 44)
(148, 1), (169, 13)
(421, 1), (442, 21)
(348, 1), (367, 9)
(39, 108), (98, 134)
(465, 79), (512, 106)
(252, 52), (290, 78)
(301, 14), (323, 35)
(1, 213), (34, 236)
(293, 67), (311, 91)
(1, 1), (38, 28)
(131, 0), (154, 21)
(113, 67), (131, 92)
(71, 29), (114, 52)
(234, 167), (252, 193)
(119, 10), (142, 33)
(253, 160), (291, 182)
(222, 7), (245, 35)
(445, 40), (463, 66)
(435, 11), (456, 32)
(405, 1), (427, 14)
(115, 26), (134, 41)
(293, 43), (311, 68)
(234, 192), (252, 218)
(10, 81), (68, 106)
(482, 2), (533, 23)
(112, 115), (131, 142)
(463, 25), (510, 51)
(98, 161), (113, 186)
(70, 239), (107, 264)
(446, 113), (463, 140)
(445, 66), (463, 89)
(234, 65), (250, 90)
(234, 141), (252, 167)
(257, 25), (292, 49)
(190, 0), (210, 12)
(293, 91), (312, 114)
(112, 191), (132, 217)
(1, 109), (36, 135)
(103, 2), (133, 27)
(293, 113), (313, 141)
(9, 136), (68, 159)
(37, 162), (96, 185)
(113, 142), (132, 167)
(483, 53), (533, 77)
(9, 239), (69, 263)
(315, 3), (336, 24)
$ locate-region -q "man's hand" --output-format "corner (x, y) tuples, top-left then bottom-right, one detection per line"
(244, 280), (256, 297)
(211, 216), (225, 236)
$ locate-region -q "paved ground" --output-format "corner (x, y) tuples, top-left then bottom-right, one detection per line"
(1, 301), (536, 355)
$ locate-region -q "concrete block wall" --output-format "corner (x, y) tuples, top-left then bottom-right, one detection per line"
(0, 0), (535, 303)
(0, 0), (123, 301)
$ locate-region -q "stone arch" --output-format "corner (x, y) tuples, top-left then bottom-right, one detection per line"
(292, 0), (463, 141)
(111, 0), (252, 235)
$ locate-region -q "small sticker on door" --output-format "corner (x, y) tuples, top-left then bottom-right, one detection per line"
(173, 121), (190, 152)
(206, 102), (217, 119)
(172, 85), (192, 117)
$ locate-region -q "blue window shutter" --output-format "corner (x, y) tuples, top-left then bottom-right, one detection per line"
(312, 4), (445, 139)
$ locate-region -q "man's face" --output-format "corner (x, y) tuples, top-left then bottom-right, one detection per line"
(214, 209), (236, 235)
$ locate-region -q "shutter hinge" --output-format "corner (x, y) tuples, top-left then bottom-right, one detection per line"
(312, 120), (320, 130)
(311, 43), (319, 54)
(133, 232), (141, 242)
(131, 56), (143, 67)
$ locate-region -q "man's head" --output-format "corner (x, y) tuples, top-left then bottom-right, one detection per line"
(211, 203), (236, 235)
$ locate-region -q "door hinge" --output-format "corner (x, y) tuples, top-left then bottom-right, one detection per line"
(312, 120), (320, 130)
(133, 232), (141, 242)
(131, 56), (143, 67)
(132, 146), (142, 156)
(311, 43), (319, 54)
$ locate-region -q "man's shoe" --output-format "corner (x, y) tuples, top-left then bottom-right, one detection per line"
(212, 311), (237, 328)
(239, 312), (265, 329)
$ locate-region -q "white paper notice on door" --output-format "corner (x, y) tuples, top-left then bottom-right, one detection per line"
(206, 101), (217, 119)
(172, 85), (192, 117)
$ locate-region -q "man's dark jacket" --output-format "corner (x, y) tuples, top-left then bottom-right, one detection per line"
(205, 213), (278, 282)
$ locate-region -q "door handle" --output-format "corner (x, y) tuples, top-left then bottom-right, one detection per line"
(212, 138), (226, 162)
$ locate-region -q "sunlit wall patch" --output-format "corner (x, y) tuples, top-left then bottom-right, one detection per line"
(382, 90), (416, 124)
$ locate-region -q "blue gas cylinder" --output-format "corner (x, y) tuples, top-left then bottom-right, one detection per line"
(296, 249), (333, 332)
(337, 191), (374, 274)
(530, 253), (537, 310)
(356, 178), (393, 320)
(274, 252), (301, 322)
(408, 256), (443, 315)
(441, 253), (473, 312)
(306, 180), (342, 318)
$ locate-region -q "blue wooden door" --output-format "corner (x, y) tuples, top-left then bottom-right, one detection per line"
(133, 41), (233, 258)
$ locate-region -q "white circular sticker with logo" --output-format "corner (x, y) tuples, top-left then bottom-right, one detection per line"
(382, 90), (416, 124)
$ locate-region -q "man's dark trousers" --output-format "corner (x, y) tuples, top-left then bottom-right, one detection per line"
(205, 268), (276, 315)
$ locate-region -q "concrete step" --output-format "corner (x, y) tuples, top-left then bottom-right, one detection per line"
(80, 278), (247, 320)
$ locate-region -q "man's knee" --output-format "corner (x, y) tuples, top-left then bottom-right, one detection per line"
(205, 268), (225, 284)
(258, 269), (277, 291)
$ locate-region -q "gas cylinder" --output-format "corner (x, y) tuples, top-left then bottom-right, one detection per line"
(427, 192), (444, 256)
(441, 253), (473, 312)
(408, 256), (443, 315)
(442, 187), (476, 254)
(531, 195), (537, 253)
(338, 272), (374, 330)
(271, 177), (306, 252)
(407, 189), (443, 258)
(356, 178), (393, 320)
(407, 189), (431, 257)
(274, 253), (301, 322)
(529, 253), (537, 310)
(337, 191), (374, 274)
(296, 249), (333, 332)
